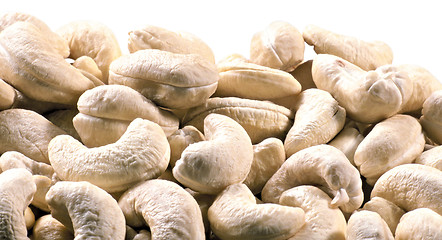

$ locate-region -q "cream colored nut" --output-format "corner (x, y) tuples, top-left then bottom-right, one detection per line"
(362, 197), (405, 235)
(173, 113), (253, 194)
(0, 109), (66, 164)
(45, 109), (81, 141)
(73, 56), (103, 81)
(0, 12), (69, 57)
(420, 90), (442, 144)
(108, 49), (219, 109)
(46, 181), (125, 239)
(0, 168), (36, 240)
(10, 88), (71, 115)
(303, 24), (393, 71)
(290, 60), (315, 90)
(168, 126), (205, 168)
(24, 207), (35, 230)
(284, 89), (346, 157)
(250, 21), (304, 72)
(132, 230), (151, 240)
(329, 127), (364, 166)
(208, 183), (305, 240)
(279, 186), (347, 240)
(243, 138), (286, 194)
(347, 210), (394, 240)
(73, 84), (179, 147)
(371, 164), (442, 215)
(32, 214), (74, 240)
(354, 114), (425, 185)
(118, 179), (205, 240)
(0, 151), (53, 178)
(214, 57), (302, 100)
(0, 78), (15, 110)
(183, 97), (294, 144)
(57, 20), (122, 83)
(186, 188), (216, 235)
(128, 25), (215, 63)
(217, 53), (248, 65)
(415, 145), (442, 170)
(0, 22), (95, 105)
(312, 54), (412, 123)
(49, 118), (170, 192)
(262, 144), (363, 213)
(32, 175), (52, 212)
(395, 208), (442, 240)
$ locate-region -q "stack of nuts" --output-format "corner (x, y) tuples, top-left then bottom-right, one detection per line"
(1, 11), (442, 240)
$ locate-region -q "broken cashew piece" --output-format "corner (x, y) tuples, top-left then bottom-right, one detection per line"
(167, 126), (205, 168)
(347, 210), (394, 240)
(32, 214), (74, 240)
(395, 208), (442, 240)
(362, 197), (405, 235)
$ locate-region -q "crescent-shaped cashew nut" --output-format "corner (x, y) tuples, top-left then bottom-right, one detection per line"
(0, 22), (95, 105)
(173, 113), (254, 194)
(362, 197), (405, 235)
(183, 97), (294, 144)
(262, 144), (363, 213)
(250, 21), (304, 72)
(46, 181), (125, 240)
(354, 114), (425, 185)
(32, 214), (74, 240)
(0, 78), (15, 110)
(311, 54), (412, 123)
(118, 179), (205, 240)
(329, 127), (364, 166)
(371, 164), (442, 215)
(347, 210), (394, 240)
(395, 208), (442, 240)
(0, 168), (36, 240)
(284, 88), (346, 157)
(280, 186), (347, 240)
(303, 25), (393, 71)
(415, 145), (442, 170)
(48, 118), (170, 193)
(208, 183), (305, 240)
(168, 126), (205, 168)
(420, 90), (442, 145)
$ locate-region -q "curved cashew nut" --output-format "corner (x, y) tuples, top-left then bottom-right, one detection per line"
(49, 118), (170, 192)
(371, 164), (442, 215)
(262, 144), (363, 213)
(329, 126), (364, 166)
(32, 214), (74, 240)
(46, 181), (125, 240)
(118, 179), (205, 240)
(347, 210), (394, 240)
(0, 168), (36, 240)
(173, 113), (254, 194)
(415, 145), (442, 170)
(208, 183), (305, 240)
(420, 90), (442, 145)
(279, 186), (347, 240)
(362, 197), (405, 235)
(395, 208), (442, 240)
(168, 126), (205, 167)
(284, 88), (346, 157)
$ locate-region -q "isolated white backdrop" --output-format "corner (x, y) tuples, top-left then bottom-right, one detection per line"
(1, 0), (441, 81)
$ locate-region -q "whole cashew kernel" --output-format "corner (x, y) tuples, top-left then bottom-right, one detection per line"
(347, 210), (394, 240)
(415, 145), (442, 170)
(395, 208), (442, 240)
(362, 197), (405, 235)
(420, 90), (442, 145)
(32, 214), (74, 240)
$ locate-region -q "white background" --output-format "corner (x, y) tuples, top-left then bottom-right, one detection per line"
(1, 0), (441, 81)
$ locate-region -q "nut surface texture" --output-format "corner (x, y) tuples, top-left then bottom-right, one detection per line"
(347, 210), (394, 240)
(395, 208), (442, 240)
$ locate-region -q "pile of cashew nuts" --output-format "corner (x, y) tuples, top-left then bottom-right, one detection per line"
(1, 12), (442, 240)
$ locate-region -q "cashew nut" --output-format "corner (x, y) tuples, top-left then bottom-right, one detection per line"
(73, 56), (103, 81)
(329, 126), (364, 166)
(0, 151), (53, 178)
(347, 210), (394, 240)
(262, 144), (363, 213)
(118, 179), (205, 240)
(46, 181), (126, 239)
(173, 113), (253, 194)
(168, 125), (205, 167)
(32, 214), (74, 240)
(284, 88), (346, 157)
(24, 207), (34, 230)
(48, 118), (170, 192)
(415, 145), (442, 170)
(362, 197), (405, 235)
(279, 185), (347, 240)
(290, 60), (315, 90)
(208, 183), (305, 240)
(0, 78), (15, 110)
(395, 208), (442, 240)
(420, 90), (442, 145)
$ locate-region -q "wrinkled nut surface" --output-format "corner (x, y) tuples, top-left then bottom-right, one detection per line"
(0, 168), (36, 240)
(46, 181), (125, 240)
(354, 114), (425, 185)
(108, 49), (219, 109)
(279, 185), (347, 240)
(57, 20), (122, 83)
(262, 144), (363, 213)
(312, 54), (412, 123)
(284, 88), (346, 157)
(128, 25), (215, 63)
(0, 78), (15, 110)
(250, 21), (304, 72)
(362, 197), (405, 235)
(32, 214), (74, 240)
(347, 210), (394, 240)
(371, 164), (442, 215)
(167, 126), (205, 167)
(118, 179), (205, 240)
(303, 24), (393, 71)
(183, 97), (294, 144)
(329, 127), (364, 166)
(395, 208), (442, 240)
(49, 118), (170, 192)
(208, 183), (305, 240)
(173, 113), (253, 194)
(415, 145), (442, 170)
(420, 90), (442, 145)
(0, 109), (66, 164)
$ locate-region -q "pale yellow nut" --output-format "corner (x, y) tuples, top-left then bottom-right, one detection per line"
(250, 21), (304, 72)
(118, 179), (205, 240)
(303, 24), (393, 71)
(395, 208), (442, 240)
(347, 210), (394, 240)
(208, 183), (306, 240)
(329, 127), (364, 166)
(284, 88), (346, 157)
(73, 56), (103, 81)
(415, 145), (442, 170)
(420, 90), (442, 145)
(362, 197), (405, 235)
(167, 126), (205, 168)
(354, 114), (425, 185)
(32, 214), (74, 240)
(24, 207), (35, 230)
(183, 97), (294, 144)
(0, 78), (15, 110)
(108, 49), (219, 109)
(280, 186), (347, 240)
(45, 109), (81, 141)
